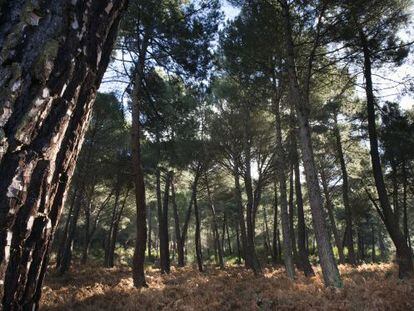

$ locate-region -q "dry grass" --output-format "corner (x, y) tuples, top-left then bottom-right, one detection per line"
(40, 263), (414, 311)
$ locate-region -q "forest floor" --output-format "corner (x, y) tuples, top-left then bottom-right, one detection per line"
(40, 262), (414, 311)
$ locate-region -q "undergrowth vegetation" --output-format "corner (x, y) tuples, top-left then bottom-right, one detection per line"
(40, 263), (414, 311)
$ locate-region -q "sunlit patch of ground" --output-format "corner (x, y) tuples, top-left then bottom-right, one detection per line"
(40, 263), (414, 310)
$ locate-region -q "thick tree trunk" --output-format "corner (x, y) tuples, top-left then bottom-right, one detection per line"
(281, 1), (342, 288)
(320, 169), (346, 264)
(294, 158), (315, 276)
(334, 115), (356, 265)
(0, 1), (127, 308)
(359, 29), (413, 278)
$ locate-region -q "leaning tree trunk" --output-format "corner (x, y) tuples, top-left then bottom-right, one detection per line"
(281, 0), (342, 288)
(359, 28), (413, 278)
(0, 1), (127, 309)
(282, 1), (342, 287)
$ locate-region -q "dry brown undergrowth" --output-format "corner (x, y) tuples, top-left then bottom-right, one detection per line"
(40, 263), (413, 311)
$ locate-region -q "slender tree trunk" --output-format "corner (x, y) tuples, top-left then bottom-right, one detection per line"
(205, 175), (224, 269)
(56, 188), (77, 269)
(236, 224), (242, 264)
(334, 115), (356, 265)
(226, 217), (233, 255)
(57, 190), (83, 275)
(288, 165), (298, 261)
(371, 224), (376, 263)
(105, 183), (121, 267)
(263, 206), (272, 263)
(147, 203), (152, 260)
(281, 0), (342, 287)
(274, 95), (295, 279)
(234, 166), (249, 267)
(171, 174), (182, 266)
(294, 158), (314, 276)
(359, 28), (413, 278)
(402, 161), (411, 250)
(0, 1), (127, 308)
(242, 118), (261, 274)
(131, 36), (150, 287)
(320, 169), (346, 264)
(272, 182), (279, 264)
(158, 171), (172, 273)
(194, 183), (203, 272)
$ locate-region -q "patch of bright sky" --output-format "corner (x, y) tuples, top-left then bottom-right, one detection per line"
(99, 1), (413, 112)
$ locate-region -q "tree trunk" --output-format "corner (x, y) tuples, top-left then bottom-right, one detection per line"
(371, 224), (376, 263)
(205, 175), (224, 269)
(359, 28), (413, 278)
(158, 171), (172, 274)
(263, 206), (272, 263)
(274, 94), (295, 279)
(194, 182), (203, 272)
(235, 223), (242, 264)
(0, 1), (127, 308)
(234, 166), (249, 267)
(281, 1), (342, 288)
(131, 33), (151, 287)
(57, 189), (83, 275)
(320, 169), (346, 264)
(334, 115), (356, 265)
(147, 203), (152, 260)
(288, 165), (298, 262)
(56, 188), (77, 269)
(402, 161), (411, 250)
(294, 158), (315, 276)
(226, 216), (233, 255)
(105, 182), (121, 267)
(272, 182), (280, 264)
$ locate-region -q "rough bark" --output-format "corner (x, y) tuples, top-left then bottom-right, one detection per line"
(281, 0), (342, 287)
(0, 1), (128, 308)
